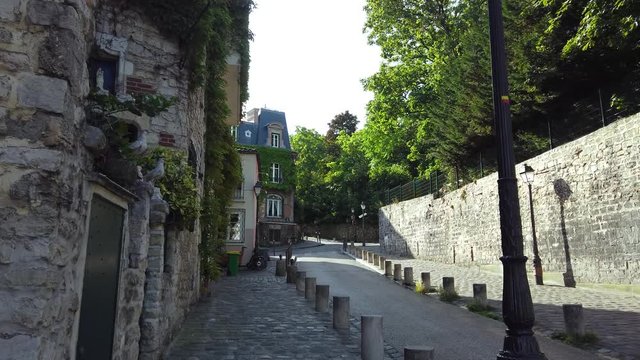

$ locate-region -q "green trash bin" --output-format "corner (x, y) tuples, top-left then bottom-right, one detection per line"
(226, 251), (241, 276)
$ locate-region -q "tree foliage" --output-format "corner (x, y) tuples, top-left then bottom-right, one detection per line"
(326, 111), (359, 141)
(361, 0), (639, 186)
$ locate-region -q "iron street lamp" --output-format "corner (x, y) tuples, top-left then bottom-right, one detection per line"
(520, 164), (543, 286)
(351, 208), (355, 247)
(488, 1), (546, 358)
(360, 202), (366, 247)
(253, 181), (262, 249)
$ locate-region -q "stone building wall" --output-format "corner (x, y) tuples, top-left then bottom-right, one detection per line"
(0, 0), (95, 358)
(379, 113), (640, 284)
(0, 1), (206, 359)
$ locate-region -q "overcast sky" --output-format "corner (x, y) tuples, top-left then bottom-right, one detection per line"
(246, 0), (381, 135)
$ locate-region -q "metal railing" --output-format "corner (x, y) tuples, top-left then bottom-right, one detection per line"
(380, 171), (447, 205)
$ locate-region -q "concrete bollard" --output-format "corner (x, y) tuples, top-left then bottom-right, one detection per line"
(286, 265), (297, 284)
(362, 250), (367, 260)
(404, 346), (435, 360)
(473, 284), (487, 307)
(442, 277), (455, 293)
(275, 259), (286, 277)
(384, 260), (393, 277)
(361, 315), (384, 360)
(374, 254), (380, 266)
(305, 277), (317, 300)
(315, 285), (329, 312)
(333, 296), (350, 330)
(296, 271), (306, 292)
(394, 264), (402, 282)
(421, 272), (431, 290)
(404, 267), (414, 286)
(379, 256), (386, 270)
(368, 252), (373, 263)
(562, 304), (585, 337)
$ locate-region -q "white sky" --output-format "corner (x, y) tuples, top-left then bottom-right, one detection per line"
(246, 0), (381, 135)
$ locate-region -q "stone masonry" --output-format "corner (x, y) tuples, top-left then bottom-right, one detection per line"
(0, 1), (209, 359)
(380, 113), (640, 284)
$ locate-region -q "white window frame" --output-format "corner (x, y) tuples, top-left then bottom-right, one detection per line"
(230, 126), (238, 141)
(271, 163), (281, 183)
(233, 180), (244, 199)
(266, 195), (282, 218)
(271, 132), (280, 148)
(227, 210), (245, 243)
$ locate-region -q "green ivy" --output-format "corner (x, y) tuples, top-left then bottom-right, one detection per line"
(136, 148), (200, 230)
(237, 145), (296, 192)
(119, 0), (253, 282)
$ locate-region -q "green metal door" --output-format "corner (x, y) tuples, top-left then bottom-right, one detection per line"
(76, 195), (125, 360)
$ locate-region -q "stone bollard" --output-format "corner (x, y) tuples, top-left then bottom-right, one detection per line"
(368, 252), (373, 263)
(379, 256), (386, 270)
(562, 304), (585, 337)
(473, 284), (487, 307)
(442, 277), (455, 293)
(286, 265), (297, 284)
(404, 267), (414, 286)
(362, 250), (367, 260)
(333, 296), (350, 330)
(361, 315), (384, 360)
(421, 272), (431, 290)
(305, 277), (317, 300)
(404, 346), (435, 360)
(384, 260), (393, 277)
(296, 271), (306, 292)
(316, 285), (329, 312)
(275, 259), (286, 277)
(394, 264), (402, 282)
(374, 254), (380, 266)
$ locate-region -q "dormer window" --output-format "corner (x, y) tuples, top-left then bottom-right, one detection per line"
(271, 132), (280, 148)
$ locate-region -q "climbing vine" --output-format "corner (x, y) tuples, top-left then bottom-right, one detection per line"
(121, 0), (254, 281)
(237, 145), (296, 192)
(137, 148), (200, 230)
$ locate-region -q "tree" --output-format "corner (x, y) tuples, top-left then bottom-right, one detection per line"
(326, 111), (359, 141)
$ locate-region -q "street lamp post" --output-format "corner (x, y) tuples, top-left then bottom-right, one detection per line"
(253, 181), (262, 250)
(520, 164), (543, 286)
(351, 208), (355, 247)
(360, 202), (366, 247)
(488, 1), (546, 359)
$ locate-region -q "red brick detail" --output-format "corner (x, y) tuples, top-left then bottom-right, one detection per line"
(158, 132), (175, 147)
(126, 76), (156, 95)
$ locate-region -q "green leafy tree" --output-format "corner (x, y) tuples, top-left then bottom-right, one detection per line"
(326, 111), (359, 141)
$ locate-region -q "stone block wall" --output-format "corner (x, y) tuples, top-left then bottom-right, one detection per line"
(0, 1), (94, 358)
(380, 113), (640, 284)
(1, 1), (206, 359)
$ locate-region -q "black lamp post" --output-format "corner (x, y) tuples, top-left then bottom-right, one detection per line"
(350, 208), (355, 247)
(488, 1), (546, 359)
(520, 164), (543, 286)
(360, 202), (366, 247)
(253, 181), (262, 249)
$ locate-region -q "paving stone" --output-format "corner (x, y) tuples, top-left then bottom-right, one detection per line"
(361, 246), (640, 360)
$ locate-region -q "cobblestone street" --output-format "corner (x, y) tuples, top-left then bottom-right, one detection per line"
(362, 245), (640, 360)
(164, 256), (401, 360)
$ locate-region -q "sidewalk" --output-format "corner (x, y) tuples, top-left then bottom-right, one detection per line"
(164, 260), (399, 359)
(358, 244), (640, 360)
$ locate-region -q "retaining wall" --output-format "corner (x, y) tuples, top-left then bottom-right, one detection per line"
(379, 113), (640, 284)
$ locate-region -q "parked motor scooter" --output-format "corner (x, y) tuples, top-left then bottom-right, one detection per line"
(246, 247), (268, 270)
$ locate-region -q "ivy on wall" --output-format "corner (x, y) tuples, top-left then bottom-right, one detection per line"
(237, 145), (296, 192)
(122, 0), (254, 281)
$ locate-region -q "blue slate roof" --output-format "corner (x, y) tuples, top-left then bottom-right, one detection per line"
(236, 108), (291, 150)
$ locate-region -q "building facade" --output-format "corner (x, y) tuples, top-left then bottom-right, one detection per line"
(235, 108), (297, 247)
(0, 1), (247, 359)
